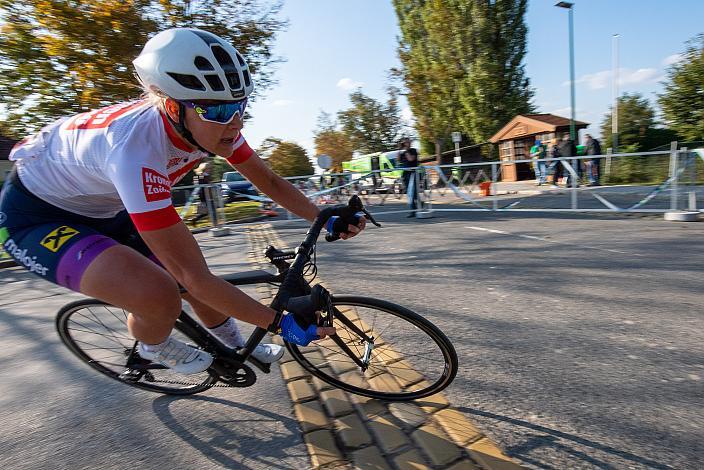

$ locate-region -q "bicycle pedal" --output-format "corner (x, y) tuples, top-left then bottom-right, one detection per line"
(119, 368), (144, 382)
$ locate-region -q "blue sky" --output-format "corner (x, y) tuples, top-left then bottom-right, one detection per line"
(244, 0), (704, 157)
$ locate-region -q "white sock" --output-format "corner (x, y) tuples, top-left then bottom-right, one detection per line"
(141, 337), (170, 353)
(208, 317), (244, 348)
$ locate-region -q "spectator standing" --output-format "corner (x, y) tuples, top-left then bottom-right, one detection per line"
(584, 134), (602, 186)
(529, 139), (548, 186)
(548, 138), (562, 188)
(398, 138), (419, 217)
(557, 134), (578, 187)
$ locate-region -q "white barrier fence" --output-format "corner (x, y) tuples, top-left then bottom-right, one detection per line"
(171, 147), (704, 228)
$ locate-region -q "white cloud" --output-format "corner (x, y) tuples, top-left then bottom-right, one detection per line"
(565, 68), (659, 90)
(337, 78), (364, 91)
(662, 54), (684, 66)
(272, 99), (293, 107)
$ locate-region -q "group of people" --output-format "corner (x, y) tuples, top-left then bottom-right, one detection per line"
(530, 134), (603, 188)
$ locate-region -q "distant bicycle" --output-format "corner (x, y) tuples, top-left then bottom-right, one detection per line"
(56, 196), (458, 401)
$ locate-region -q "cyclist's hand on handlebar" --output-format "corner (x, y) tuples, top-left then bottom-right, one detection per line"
(325, 212), (367, 241)
(278, 313), (336, 346)
(341, 214), (366, 240)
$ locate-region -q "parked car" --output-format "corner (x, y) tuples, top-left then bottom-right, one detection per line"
(220, 171), (258, 202)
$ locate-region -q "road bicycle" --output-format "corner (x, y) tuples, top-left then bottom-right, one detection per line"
(56, 196), (458, 401)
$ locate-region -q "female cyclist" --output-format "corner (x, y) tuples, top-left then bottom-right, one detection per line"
(0, 28), (365, 374)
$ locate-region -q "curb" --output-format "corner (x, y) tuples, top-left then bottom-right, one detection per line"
(245, 223), (524, 470)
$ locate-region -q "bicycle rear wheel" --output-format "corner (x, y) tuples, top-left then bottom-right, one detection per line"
(286, 296), (457, 401)
(56, 299), (217, 395)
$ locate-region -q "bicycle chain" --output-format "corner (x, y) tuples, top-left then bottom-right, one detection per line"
(147, 377), (236, 388)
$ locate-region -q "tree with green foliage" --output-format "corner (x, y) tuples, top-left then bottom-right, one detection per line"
(659, 34), (704, 143)
(0, 0), (286, 137)
(336, 89), (406, 154)
(265, 140), (313, 177)
(601, 93), (677, 152)
(392, 0), (533, 157)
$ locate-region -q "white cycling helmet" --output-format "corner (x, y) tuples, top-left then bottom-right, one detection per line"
(133, 28), (254, 101)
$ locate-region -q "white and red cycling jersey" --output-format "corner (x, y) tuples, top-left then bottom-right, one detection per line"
(9, 101), (253, 231)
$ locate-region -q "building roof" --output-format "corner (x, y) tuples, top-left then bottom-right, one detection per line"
(490, 113), (590, 143)
(0, 134), (18, 160)
(523, 114), (589, 128)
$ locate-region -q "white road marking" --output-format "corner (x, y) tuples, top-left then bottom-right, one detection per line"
(465, 226), (642, 256)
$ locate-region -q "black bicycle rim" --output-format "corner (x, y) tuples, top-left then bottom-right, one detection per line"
(286, 296), (458, 401)
(56, 299), (217, 395)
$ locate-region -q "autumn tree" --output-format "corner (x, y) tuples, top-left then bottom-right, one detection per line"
(0, 0), (285, 137)
(313, 112), (354, 172)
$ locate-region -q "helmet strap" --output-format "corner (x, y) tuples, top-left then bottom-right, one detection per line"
(165, 101), (213, 156)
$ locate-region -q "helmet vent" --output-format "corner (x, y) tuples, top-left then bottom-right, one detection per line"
(225, 72), (242, 90)
(194, 56), (215, 71)
(235, 53), (246, 67)
(243, 70), (251, 88)
(167, 72), (206, 91)
(211, 45), (236, 71)
(204, 74), (225, 91)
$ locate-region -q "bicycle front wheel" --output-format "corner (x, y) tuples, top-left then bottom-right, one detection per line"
(56, 299), (217, 395)
(286, 296), (458, 401)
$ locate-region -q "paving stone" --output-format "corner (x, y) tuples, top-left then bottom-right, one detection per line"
(349, 446), (391, 470)
(393, 449), (431, 470)
(446, 459), (480, 470)
(338, 370), (369, 389)
(433, 408), (482, 447)
(295, 400), (330, 433)
(388, 402), (428, 429)
(371, 343), (403, 365)
(302, 348), (328, 367)
(312, 368), (336, 391)
(367, 372), (403, 394)
(281, 360), (309, 381)
(412, 382), (450, 412)
(287, 379), (316, 402)
(330, 355), (359, 375)
(350, 393), (387, 420)
(466, 438), (522, 470)
(321, 388), (355, 417)
(334, 414), (372, 449)
(411, 423), (462, 466)
(386, 360), (425, 388)
(367, 414), (411, 454)
(304, 429), (346, 468)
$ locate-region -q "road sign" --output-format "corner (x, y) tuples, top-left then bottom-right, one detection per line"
(451, 132), (461, 143)
(317, 154), (332, 169)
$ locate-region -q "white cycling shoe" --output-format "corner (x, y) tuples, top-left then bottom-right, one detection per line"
(247, 343), (285, 364)
(138, 337), (213, 375)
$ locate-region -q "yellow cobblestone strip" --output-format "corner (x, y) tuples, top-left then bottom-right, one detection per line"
(245, 223), (523, 470)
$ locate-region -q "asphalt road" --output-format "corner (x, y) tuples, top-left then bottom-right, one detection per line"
(271, 206), (704, 469)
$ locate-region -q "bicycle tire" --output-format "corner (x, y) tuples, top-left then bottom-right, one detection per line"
(56, 298), (217, 395)
(286, 296), (458, 401)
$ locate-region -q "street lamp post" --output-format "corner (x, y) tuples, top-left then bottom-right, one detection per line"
(556, 2), (576, 143)
(612, 33), (620, 153)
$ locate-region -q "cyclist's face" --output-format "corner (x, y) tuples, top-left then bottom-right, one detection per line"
(165, 99), (244, 155)
(185, 104), (244, 156)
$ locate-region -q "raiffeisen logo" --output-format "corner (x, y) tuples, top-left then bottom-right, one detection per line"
(0, 212), (6, 225)
(3, 237), (49, 276)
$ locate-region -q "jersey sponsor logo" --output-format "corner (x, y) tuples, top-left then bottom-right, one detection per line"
(0, 212), (6, 225)
(40, 226), (80, 252)
(167, 157), (183, 169)
(142, 167), (171, 202)
(65, 101), (143, 130)
(3, 238), (49, 276)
